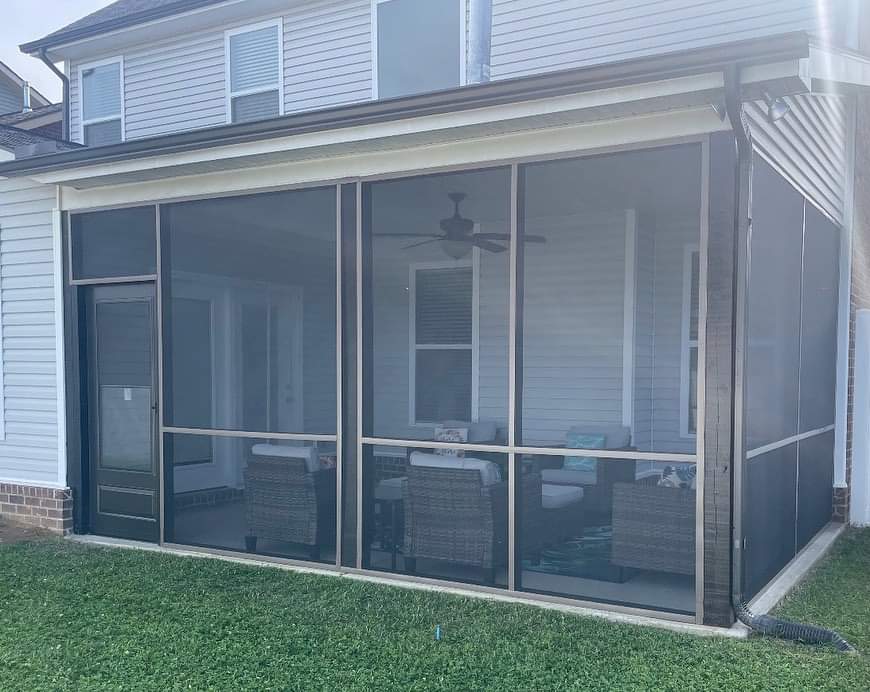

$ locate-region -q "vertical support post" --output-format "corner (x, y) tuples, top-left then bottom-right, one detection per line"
(851, 310), (870, 526)
(702, 132), (740, 626)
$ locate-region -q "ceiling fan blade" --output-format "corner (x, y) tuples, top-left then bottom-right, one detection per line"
(473, 233), (511, 241)
(402, 238), (443, 250)
(473, 232), (547, 243)
(472, 237), (507, 253)
(374, 233), (443, 238)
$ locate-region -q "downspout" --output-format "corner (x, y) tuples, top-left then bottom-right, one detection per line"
(723, 65), (855, 653)
(37, 49), (69, 141)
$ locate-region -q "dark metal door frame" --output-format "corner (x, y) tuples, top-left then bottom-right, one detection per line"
(85, 282), (159, 542)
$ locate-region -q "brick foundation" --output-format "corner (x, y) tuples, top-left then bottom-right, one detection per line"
(0, 483), (73, 535)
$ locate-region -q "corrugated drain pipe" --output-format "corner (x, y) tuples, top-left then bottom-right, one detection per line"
(722, 64), (855, 653)
(37, 48), (69, 141)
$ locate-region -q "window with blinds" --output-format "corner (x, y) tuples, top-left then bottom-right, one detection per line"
(226, 20), (283, 124)
(80, 59), (123, 146)
(412, 265), (474, 423)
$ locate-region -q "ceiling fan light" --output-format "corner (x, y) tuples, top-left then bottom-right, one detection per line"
(441, 239), (472, 260)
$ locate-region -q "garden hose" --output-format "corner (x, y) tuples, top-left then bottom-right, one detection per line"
(734, 601), (856, 653)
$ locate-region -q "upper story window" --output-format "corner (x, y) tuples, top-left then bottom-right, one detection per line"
(226, 19), (284, 124)
(373, 0), (465, 99)
(79, 58), (124, 146)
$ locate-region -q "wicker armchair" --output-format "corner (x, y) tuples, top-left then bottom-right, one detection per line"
(402, 466), (543, 584)
(243, 455), (336, 560)
(610, 477), (695, 576)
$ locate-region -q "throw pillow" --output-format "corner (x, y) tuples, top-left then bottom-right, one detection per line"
(434, 426), (468, 457)
(564, 433), (606, 472)
(658, 465), (697, 490)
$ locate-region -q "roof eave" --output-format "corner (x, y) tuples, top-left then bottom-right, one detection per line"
(1, 32), (812, 180)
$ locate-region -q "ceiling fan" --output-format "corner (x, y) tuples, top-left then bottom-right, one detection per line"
(374, 192), (546, 259)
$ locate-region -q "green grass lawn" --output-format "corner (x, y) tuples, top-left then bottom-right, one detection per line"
(0, 530), (868, 691)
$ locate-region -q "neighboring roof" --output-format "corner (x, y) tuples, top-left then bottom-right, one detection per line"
(0, 61), (50, 108)
(0, 104), (62, 128)
(20, 0), (227, 54)
(0, 125), (80, 154)
(0, 32), (812, 179)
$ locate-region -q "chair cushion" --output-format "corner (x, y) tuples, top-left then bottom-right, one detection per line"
(441, 420), (498, 443)
(251, 443), (319, 473)
(541, 484), (584, 509)
(374, 476), (406, 502)
(566, 425), (631, 449)
(410, 451), (501, 485)
(541, 468), (598, 486)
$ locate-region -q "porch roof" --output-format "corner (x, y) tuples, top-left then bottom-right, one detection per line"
(0, 32), (826, 190)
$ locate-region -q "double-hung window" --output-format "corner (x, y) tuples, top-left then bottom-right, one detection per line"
(373, 0), (465, 99)
(79, 58), (124, 146)
(411, 264), (476, 424)
(681, 247), (700, 437)
(226, 20), (284, 124)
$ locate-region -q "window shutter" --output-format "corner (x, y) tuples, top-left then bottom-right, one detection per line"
(230, 25), (280, 93)
(415, 268), (473, 344)
(82, 63), (121, 121)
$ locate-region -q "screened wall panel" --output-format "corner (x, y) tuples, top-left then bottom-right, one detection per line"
(519, 145), (703, 454)
(744, 160), (804, 452)
(799, 205), (840, 433)
(797, 431), (835, 549)
(363, 167), (511, 442)
(161, 187), (336, 435)
(71, 206), (157, 280)
(743, 444), (797, 599)
(742, 157), (841, 600)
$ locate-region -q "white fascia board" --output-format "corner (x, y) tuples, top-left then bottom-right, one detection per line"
(61, 106), (726, 211)
(809, 46), (870, 91)
(37, 72), (737, 188)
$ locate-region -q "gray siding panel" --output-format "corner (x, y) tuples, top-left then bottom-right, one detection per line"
(746, 94), (849, 224)
(0, 177), (59, 486)
(0, 81), (22, 116)
(283, 0), (372, 114)
(490, 0), (819, 80)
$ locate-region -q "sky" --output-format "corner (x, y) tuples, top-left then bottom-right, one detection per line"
(2, 0), (117, 103)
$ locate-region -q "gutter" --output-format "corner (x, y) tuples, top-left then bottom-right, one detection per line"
(0, 32), (810, 178)
(37, 49), (69, 141)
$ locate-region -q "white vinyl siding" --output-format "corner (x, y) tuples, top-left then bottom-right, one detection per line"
(746, 94), (850, 225)
(489, 0), (822, 81)
(0, 177), (61, 486)
(78, 58), (124, 146)
(283, 0), (372, 115)
(226, 20), (284, 124)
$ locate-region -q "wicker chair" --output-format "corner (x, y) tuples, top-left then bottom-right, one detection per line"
(610, 477), (695, 576)
(243, 455), (336, 560)
(402, 466), (544, 584)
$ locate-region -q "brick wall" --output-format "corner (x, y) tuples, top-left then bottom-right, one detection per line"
(0, 483), (74, 535)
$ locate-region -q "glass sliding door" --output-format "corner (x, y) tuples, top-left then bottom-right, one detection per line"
(161, 187), (338, 563)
